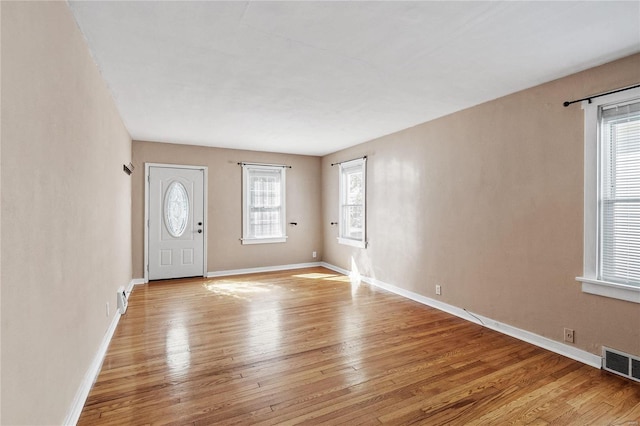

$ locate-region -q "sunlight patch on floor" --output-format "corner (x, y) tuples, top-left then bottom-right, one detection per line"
(166, 322), (190, 374)
(203, 280), (277, 300)
(293, 273), (338, 279)
(293, 272), (351, 283)
(324, 275), (351, 283)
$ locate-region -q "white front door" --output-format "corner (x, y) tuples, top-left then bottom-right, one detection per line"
(148, 166), (205, 280)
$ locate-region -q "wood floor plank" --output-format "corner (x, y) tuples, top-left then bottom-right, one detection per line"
(78, 267), (640, 425)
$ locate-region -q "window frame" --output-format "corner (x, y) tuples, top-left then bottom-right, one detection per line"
(241, 164), (287, 245)
(577, 87), (640, 303)
(338, 158), (367, 248)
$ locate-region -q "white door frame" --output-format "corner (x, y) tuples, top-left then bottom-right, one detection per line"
(144, 163), (208, 282)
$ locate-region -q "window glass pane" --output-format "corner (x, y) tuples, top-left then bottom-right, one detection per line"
(250, 209), (281, 238)
(164, 181), (189, 237)
(344, 205), (363, 239)
(346, 171), (363, 204)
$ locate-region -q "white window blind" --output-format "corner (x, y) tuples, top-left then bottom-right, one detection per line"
(599, 100), (640, 286)
(338, 158), (366, 248)
(242, 165), (286, 244)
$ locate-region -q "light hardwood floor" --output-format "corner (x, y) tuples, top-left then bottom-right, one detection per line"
(79, 267), (640, 425)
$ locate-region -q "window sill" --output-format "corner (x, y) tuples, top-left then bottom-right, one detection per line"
(241, 237), (287, 245)
(576, 277), (640, 304)
(337, 237), (366, 248)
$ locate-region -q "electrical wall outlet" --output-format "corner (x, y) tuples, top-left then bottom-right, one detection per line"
(312, 251), (317, 258)
(564, 328), (575, 343)
(435, 285), (442, 295)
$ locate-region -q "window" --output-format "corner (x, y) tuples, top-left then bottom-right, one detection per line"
(338, 158), (366, 248)
(242, 164), (287, 244)
(577, 87), (640, 303)
(600, 101), (640, 286)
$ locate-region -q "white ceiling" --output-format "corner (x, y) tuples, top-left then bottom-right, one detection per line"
(68, 1), (640, 156)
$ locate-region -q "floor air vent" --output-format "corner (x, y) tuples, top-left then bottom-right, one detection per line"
(603, 347), (640, 382)
(117, 287), (128, 314)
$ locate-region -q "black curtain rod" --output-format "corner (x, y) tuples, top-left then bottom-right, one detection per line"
(331, 155), (367, 167)
(563, 84), (640, 107)
(238, 162), (291, 168)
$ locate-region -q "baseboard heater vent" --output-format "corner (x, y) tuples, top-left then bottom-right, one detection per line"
(603, 347), (640, 382)
(117, 287), (128, 315)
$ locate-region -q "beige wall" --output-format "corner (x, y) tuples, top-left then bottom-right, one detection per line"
(132, 141), (322, 277)
(1, 2), (132, 424)
(323, 53), (640, 357)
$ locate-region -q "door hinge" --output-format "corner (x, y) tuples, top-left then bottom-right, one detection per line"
(147, 219), (149, 228)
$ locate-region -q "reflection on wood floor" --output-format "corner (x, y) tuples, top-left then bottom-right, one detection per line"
(79, 267), (640, 425)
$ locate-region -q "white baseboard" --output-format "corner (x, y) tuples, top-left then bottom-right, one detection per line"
(63, 296), (124, 425)
(321, 262), (602, 369)
(207, 262), (322, 278)
(130, 278), (146, 287)
(468, 312), (602, 368)
(320, 262), (350, 276)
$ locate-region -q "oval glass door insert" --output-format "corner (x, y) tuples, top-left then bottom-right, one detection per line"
(164, 181), (189, 237)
